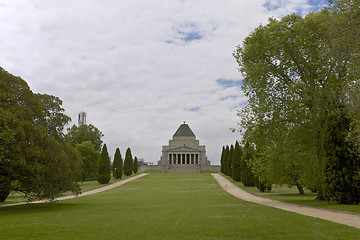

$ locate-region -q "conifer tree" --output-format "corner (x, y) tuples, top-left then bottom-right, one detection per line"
(220, 146), (225, 174)
(322, 106), (360, 204)
(227, 145), (234, 176)
(241, 142), (256, 187)
(224, 146), (230, 176)
(97, 144), (111, 184)
(133, 156), (138, 174)
(232, 141), (242, 181)
(113, 148), (123, 179)
(124, 148), (133, 176)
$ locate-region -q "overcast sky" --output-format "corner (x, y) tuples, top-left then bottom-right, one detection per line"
(0, 0), (328, 164)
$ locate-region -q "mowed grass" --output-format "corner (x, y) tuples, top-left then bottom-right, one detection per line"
(225, 176), (360, 214)
(0, 175), (134, 205)
(1, 173), (360, 240)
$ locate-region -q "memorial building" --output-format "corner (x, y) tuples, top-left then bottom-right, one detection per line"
(158, 122), (211, 173)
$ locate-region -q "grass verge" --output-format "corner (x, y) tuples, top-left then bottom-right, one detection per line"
(223, 175), (360, 214)
(0, 174), (137, 205)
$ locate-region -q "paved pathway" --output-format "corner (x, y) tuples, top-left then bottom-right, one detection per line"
(0, 173), (148, 208)
(212, 173), (360, 229)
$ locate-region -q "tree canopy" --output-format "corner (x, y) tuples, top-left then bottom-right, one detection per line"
(124, 148), (133, 176)
(113, 148), (123, 179)
(0, 67), (80, 201)
(67, 124), (104, 151)
(97, 144), (111, 184)
(233, 5), (360, 202)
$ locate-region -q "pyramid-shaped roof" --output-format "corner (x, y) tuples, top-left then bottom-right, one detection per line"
(173, 123), (195, 137)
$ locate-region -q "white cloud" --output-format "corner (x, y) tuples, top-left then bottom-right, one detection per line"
(0, 0), (325, 164)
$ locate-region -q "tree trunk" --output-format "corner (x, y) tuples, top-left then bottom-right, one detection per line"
(295, 182), (305, 195)
(315, 179), (325, 201)
(315, 142), (326, 201)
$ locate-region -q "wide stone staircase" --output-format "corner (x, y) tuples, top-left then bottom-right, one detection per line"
(165, 165), (200, 173)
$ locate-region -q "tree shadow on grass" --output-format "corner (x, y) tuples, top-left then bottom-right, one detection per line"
(0, 202), (81, 216)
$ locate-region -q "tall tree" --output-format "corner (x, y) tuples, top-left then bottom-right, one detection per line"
(232, 141), (242, 181)
(67, 124), (104, 151)
(124, 148), (133, 176)
(233, 10), (359, 200)
(97, 144), (111, 184)
(113, 148), (123, 179)
(133, 156), (138, 174)
(223, 146), (230, 176)
(76, 141), (98, 181)
(227, 145), (234, 177)
(241, 142), (256, 187)
(322, 105), (360, 204)
(0, 67), (80, 201)
(220, 146), (225, 174)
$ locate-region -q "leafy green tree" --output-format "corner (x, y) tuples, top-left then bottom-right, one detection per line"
(76, 141), (99, 181)
(35, 93), (71, 139)
(0, 67), (80, 202)
(124, 148), (133, 176)
(113, 148), (123, 179)
(232, 141), (242, 181)
(133, 156), (138, 174)
(97, 144), (111, 184)
(67, 124), (104, 151)
(233, 10), (359, 200)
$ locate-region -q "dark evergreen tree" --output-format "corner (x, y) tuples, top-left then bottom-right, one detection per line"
(220, 146), (225, 174)
(224, 146), (230, 176)
(256, 179), (272, 192)
(97, 144), (111, 184)
(227, 145), (234, 176)
(322, 106), (360, 204)
(232, 141), (242, 181)
(124, 148), (133, 176)
(241, 142), (256, 187)
(133, 156), (138, 174)
(113, 148), (123, 179)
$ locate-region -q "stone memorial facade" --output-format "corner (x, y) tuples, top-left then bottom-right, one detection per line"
(158, 123), (212, 173)
(139, 122), (220, 173)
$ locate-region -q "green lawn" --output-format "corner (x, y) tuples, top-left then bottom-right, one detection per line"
(0, 175), (134, 205)
(225, 175), (360, 214)
(1, 173), (360, 239)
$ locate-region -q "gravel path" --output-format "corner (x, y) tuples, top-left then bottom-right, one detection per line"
(0, 173), (148, 208)
(212, 173), (360, 229)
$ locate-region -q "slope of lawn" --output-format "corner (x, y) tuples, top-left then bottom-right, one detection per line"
(0, 175), (134, 205)
(225, 175), (360, 214)
(1, 173), (360, 240)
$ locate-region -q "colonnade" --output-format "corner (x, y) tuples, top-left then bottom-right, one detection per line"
(169, 153), (199, 165)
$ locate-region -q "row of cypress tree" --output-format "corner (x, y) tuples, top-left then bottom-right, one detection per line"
(220, 141), (270, 191)
(98, 146), (139, 184)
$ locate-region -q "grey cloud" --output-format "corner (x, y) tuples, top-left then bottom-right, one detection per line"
(0, 0), (324, 164)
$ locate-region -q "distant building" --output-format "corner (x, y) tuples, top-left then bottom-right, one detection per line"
(140, 122), (220, 173)
(137, 158), (144, 166)
(78, 112), (86, 126)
